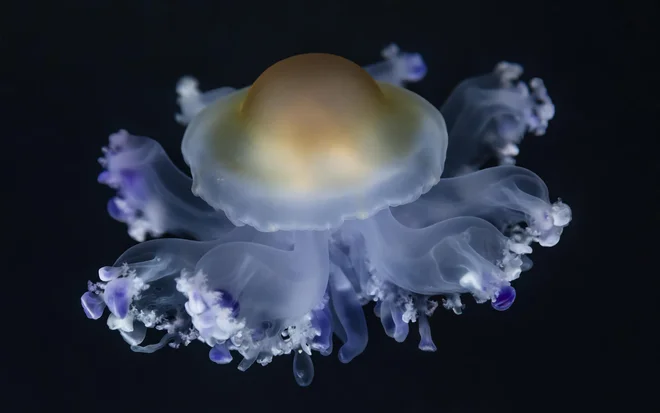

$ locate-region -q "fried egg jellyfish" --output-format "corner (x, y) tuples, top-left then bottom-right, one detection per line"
(82, 44), (569, 386)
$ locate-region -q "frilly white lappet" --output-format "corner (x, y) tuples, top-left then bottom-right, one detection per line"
(82, 43), (569, 387)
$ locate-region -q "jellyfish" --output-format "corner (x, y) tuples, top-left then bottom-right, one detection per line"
(82, 43), (570, 386)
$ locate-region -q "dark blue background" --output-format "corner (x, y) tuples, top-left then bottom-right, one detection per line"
(3, 1), (653, 411)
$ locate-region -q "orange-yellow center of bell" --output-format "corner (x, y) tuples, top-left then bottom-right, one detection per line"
(210, 53), (417, 195)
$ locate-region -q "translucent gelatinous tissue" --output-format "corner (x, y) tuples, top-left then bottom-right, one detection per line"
(82, 43), (569, 386)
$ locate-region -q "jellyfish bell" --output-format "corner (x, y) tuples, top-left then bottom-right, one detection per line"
(182, 53), (448, 231)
